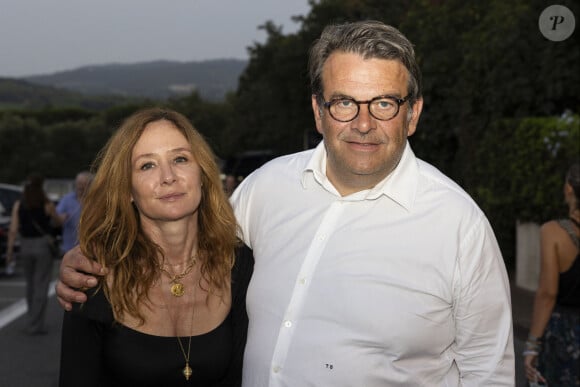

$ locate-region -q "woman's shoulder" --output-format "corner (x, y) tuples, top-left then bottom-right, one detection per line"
(541, 219), (566, 233)
(234, 243), (254, 269)
(71, 286), (114, 324)
(541, 218), (579, 245)
(542, 218), (577, 231)
(235, 243), (254, 260)
(231, 244), (254, 291)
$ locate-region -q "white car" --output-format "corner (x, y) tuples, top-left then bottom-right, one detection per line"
(0, 183), (23, 274)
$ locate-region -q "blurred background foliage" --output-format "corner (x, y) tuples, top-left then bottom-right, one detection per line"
(1, 0), (579, 269)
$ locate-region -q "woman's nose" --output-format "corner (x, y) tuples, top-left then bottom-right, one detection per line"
(161, 164), (176, 184)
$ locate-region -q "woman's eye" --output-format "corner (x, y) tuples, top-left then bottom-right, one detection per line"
(175, 156), (188, 163)
(140, 162), (154, 171)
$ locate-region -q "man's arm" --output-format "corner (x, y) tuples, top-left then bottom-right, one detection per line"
(55, 196), (69, 225)
(55, 245), (107, 311)
(453, 217), (515, 385)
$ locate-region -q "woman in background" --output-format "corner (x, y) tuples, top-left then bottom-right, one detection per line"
(6, 173), (60, 335)
(524, 162), (580, 386)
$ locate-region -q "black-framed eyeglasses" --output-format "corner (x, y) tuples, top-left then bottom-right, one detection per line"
(321, 94), (411, 122)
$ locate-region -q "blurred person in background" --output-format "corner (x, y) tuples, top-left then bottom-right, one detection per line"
(5, 173), (61, 334)
(56, 171), (93, 255)
(524, 162), (580, 386)
(223, 174), (238, 197)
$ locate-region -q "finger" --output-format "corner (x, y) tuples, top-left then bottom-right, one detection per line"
(61, 246), (108, 277)
(524, 362), (536, 377)
(56, 294), (73, 312)
(537, 372), (547, 383)
(55, 277), (89, 305)
(60, 264), (99, 289)
(72, 252), (108, 276)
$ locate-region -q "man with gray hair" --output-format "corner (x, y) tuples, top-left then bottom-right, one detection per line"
(56, 171), (92, 255)
(56, 21), (514, 386)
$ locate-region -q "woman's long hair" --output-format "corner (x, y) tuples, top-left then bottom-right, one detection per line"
(79, 107), (238, 323)
(22, 173), (49, 209)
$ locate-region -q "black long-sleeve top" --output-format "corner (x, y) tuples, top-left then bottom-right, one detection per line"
(59, 245), (254, 387)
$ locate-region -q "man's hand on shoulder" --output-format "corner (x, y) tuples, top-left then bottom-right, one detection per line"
(56, 245), (108, 311)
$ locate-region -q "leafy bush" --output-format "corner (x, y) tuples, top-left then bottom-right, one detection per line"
(472, 113), (579, 268)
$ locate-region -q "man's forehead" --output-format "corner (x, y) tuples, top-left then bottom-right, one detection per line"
(321, 52), (409, 97)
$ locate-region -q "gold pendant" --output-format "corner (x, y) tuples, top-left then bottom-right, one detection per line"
(183, 363), (193, 380)
(171, 282), (185, 297)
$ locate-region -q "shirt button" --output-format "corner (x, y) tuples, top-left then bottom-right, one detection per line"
(284, 320), (292, 328)
(273, 366), (281, 373)
(299, 278), (306, 284)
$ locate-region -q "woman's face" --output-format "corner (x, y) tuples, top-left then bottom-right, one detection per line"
(130, 119), (202, 226)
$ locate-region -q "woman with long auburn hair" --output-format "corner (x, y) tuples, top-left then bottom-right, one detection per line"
(59, 107), (253, 386)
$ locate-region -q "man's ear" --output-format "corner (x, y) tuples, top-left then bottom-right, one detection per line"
(312, 94), (324, 135)
(406, 97), (424, 137)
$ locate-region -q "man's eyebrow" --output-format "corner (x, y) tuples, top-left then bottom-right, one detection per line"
(326, 92), (403, 100)
(326, 92), (353, 100)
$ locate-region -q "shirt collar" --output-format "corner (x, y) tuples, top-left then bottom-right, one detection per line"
(302, 141), (418, 210)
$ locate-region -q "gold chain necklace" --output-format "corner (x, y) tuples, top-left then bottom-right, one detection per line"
(160, 277), (197, 381)
(176, 284), (196, 380)
(158, 257), (196, 297)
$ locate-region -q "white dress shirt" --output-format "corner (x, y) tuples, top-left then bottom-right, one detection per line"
(231, 141), (514, 387)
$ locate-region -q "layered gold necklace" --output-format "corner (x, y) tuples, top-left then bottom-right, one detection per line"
(158, 256), (197, 297)
(160, 268), (198, 381)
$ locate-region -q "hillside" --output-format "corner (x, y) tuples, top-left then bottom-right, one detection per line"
(0, 78), (137, 110)
(23, 59), (247, 102)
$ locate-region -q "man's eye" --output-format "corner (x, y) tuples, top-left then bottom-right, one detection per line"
(375, 99), (395, 109)
(336, 99), (354, 108)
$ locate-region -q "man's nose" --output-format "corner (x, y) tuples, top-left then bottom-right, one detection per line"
(353, 104), (374, 133)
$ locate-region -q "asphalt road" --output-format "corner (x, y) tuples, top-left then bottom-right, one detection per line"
(0, 259), (62, 387)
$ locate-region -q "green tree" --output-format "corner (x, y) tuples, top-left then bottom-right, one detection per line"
(169, 92), (234, 158)
(232, 21), (312, 156)
(473, 113), (580, 266)
(231, 0), (413, 157)
(0, 113), (46, 182)
(45, 120), (98, 177)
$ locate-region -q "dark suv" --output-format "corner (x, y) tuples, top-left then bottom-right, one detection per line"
(221, 150), (277, 194)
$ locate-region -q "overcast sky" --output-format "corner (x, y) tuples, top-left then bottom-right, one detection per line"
(0, 0), (311, 77)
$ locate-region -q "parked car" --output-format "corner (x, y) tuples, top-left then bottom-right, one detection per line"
(0, 183), (23, 215)
(222, 150), (276, 183)
(0, 183), (24, 269)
